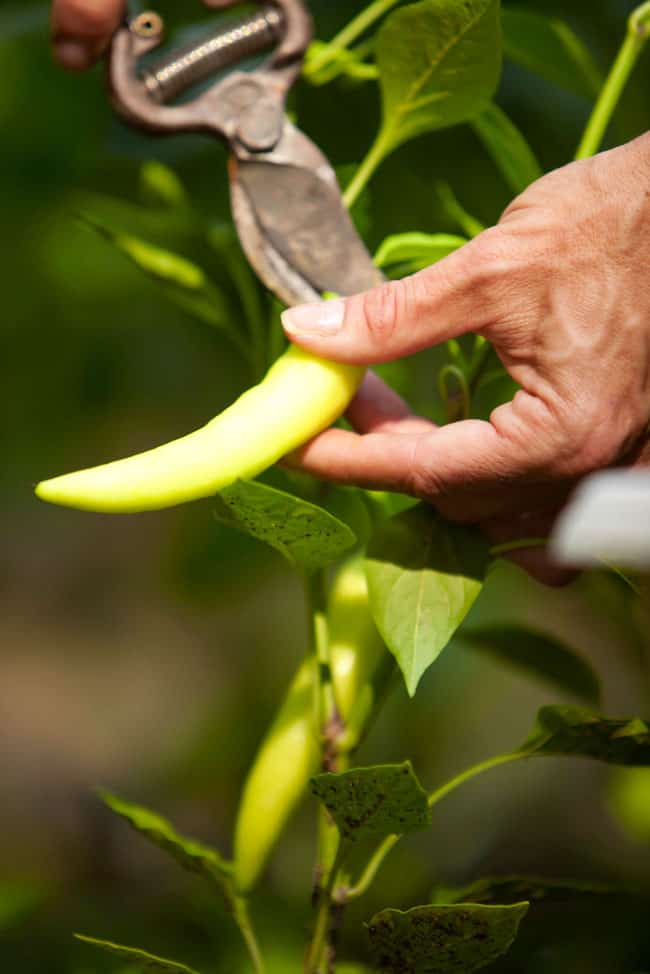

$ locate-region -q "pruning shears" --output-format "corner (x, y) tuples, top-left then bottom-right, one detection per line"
(107, 0), (383, 306)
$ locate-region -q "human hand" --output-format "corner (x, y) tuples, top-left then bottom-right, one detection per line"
(282, 135), (650, 585)
(52, 0), (125, 70)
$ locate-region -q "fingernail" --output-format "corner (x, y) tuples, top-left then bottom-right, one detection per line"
(282, 299), (345, 337)
(54, 40), (93, 71)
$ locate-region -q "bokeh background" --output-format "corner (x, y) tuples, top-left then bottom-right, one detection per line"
(2, 1), (650, 971)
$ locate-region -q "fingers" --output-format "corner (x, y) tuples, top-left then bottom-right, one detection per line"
(52, 0), (125, 70)
(347, 372), (436, 436)
(289, 428), (425, 494)
(292, 414), (525, 509)
(282, 232), (504, 365)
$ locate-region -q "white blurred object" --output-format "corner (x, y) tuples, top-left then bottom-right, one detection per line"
(551, 470), (650, 569)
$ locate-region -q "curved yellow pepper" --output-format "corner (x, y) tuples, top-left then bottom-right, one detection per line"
(233, 558), (387, 893)
(35, 347), (364, 513)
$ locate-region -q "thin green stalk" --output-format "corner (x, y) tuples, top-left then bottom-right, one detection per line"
(304, 0), (400, 79)
(345, 752), (527, 901)
(304, 570), (346, 972)
(426, 752), (526, 809)
(435, 181), (485, 239)
(343, 132), (391, 209)
(439, 364), (471, 423)
(576, 2), (650, 160)
(489, 538), (548, 558)
(230, 893), (266, 974)
(467, 336), (491, 391)
(306, 572), (339, 736)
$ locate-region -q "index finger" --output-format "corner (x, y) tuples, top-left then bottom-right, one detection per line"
(52, 0), (125, 70)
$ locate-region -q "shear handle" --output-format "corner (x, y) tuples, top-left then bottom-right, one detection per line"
(107, 0), (312, 149)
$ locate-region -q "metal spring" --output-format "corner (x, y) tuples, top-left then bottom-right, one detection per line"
(142, 4), (284, 104)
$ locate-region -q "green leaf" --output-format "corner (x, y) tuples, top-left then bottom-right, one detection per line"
(305, 40), (379, 86)
(462, 625), (600, 704)
(79, 215), (239, 346)
(139, 161), (188, 209)
(433, 875), (628, 906)
(365, 505), (491, 695)
(521, 706), (650, 766)
(75, 935), (201, 974)
(502, 8), (602, 101)
(214, 480), (357, 573)
(310, 762), (431, 841)
(367, 902), (528, 973)
(375, 0), (502, 157)
(99, 792), (231, 888)
(374, 233), (467, 274)
(471, 103), (542, 194)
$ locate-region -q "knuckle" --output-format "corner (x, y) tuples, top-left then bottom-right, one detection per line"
(357, 281), (402, 348)
(405, 438), (447, 501)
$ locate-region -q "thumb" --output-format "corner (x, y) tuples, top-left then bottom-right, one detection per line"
(282, 232), (500, 365)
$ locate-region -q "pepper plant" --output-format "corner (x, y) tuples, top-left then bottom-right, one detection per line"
(44, 1), (650, 972)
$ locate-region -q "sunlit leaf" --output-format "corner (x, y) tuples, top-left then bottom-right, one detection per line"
(375, 0), (502, 157)
(462, 625), (601, 704)
(75, 935), (201, 974)
(374, 232), (467, 274)
(521, 707), (650, 765)
(365, 505), (490, 695)
(311, 762), (431, 841)
(214, 480), (357, 573)
(100, 792), (231, 888)
(502, 7), (602, 100)
(471, 103), (542, 194)
(367, 902), (528, 972)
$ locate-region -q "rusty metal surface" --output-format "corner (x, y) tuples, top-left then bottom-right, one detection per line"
(106, 0), (381, 305)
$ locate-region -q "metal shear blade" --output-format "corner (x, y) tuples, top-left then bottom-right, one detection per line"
(107, 0), (382, 306)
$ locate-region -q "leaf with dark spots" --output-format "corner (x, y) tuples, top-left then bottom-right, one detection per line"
(521, 706), (650, 766)
(214, 480), (356, 573)
(367, 902), (528, 972)
(310, 763), (430, 841)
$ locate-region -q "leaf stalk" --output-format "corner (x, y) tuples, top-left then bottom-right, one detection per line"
(575, 1), (650, 160)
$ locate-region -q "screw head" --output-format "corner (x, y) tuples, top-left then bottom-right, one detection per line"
(131, 11), (164, 39)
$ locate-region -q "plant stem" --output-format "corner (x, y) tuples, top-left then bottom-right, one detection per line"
(304, 0), (400, 79)
(304, 841), (349, 973)
(575, 2), (650, 160)
(306, 572), (339, 739)
(230, 893), (266, 974)
(489, 538), (548, 558)
(435, 181), (485, 239)
(345, 752), (526, 901)
(343, 132), (391, 209)
(426, 752), (526, 808)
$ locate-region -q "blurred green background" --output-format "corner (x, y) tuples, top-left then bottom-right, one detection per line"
(2, 1), (650, 972)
